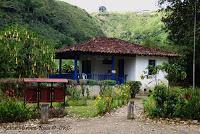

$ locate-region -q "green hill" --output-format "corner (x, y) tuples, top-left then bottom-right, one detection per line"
(93, 12), (169, 48)
(0, 0), (104, 48)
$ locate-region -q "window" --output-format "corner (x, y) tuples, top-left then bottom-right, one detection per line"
(148, 60), (156, 75)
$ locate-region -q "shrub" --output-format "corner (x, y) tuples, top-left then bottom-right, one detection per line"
(100, 80), (116, 85)
(87, 79), (99, 85)
(153, 85), (168, 107)
(144, 95), (158, 117)
(68, 87), (81, 100)
(183, 94), (200, 119)
(144, 85), (200, 120)
(0, 100), (34, 123)
(99, 87), (113, 97)
(95, 96), (113, 115)
(95, 84), (131, 115)
(0, 89), (5, 101)
(126, 81), (141, 98)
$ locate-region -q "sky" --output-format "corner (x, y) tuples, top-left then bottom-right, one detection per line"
(61, 0), (160, 13)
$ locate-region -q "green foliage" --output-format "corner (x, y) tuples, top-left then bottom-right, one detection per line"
(143, 95), (157, 117)
(0, 0), (104, 48)
(80, 84), (85, 96)
(126, 81), (142, 98)
(0, 100), (34, 123)
(161, 62), (187, 85)
(100, 80), (116, 85)
(95, 96), (113, 115)
(159, 0), (200, 86)
(87, 79), (99, 85)
(86, 87), (90, 98)
(93, 12), (170, 48)
(142, 62), (187, 86)
(67, 99), (87, 106)
(99, 87), (113, 97)
(95, 84), (131, 115)
(0, 88), (5, 101)
(68, 87), (81, 100)
(144, 85), (200, 119)
(0, 25), (55, 78)
(65, 103), (98, 118)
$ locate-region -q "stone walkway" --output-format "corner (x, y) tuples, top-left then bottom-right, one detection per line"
(0, 96), (199, 134)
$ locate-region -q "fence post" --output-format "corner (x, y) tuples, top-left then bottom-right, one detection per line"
(40, 104), (49, 123)
(127, 99), (134, 119)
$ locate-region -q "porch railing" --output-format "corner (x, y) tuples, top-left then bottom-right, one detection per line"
(49, 73), (127, 84)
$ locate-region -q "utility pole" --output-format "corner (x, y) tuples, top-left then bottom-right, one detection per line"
(193, 1), (196, 90)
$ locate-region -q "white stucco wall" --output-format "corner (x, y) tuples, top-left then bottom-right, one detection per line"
(79, 55), (168, 90)
(124, 57), (136, 81)
(79, 55), (112, 74)
(134, 56), (168, 91)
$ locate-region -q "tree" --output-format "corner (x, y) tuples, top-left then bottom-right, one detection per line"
(0, 0), (104, 48)
(0, 25), (55, 78)
(159, 0), (200, 86)
(141, 62), (187, 87)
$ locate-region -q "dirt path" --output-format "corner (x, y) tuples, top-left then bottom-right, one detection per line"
(0, 96), (199, 134)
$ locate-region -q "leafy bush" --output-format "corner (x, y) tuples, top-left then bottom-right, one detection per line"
(95, 96), (113, 115)
(0, 100), (34, 123)
(0, 25), (55, 78)
(144, 85), (200, 119)
(99, 87), (113, 97)
(100, 80), (116, 85)
(126, 81), (142, 98)
(143, 95), (158, 117)
(95, 84), (131, 115)
(68, 87), (81, 100)
(87, 79), (99, 85)
(0, 89), (5, 101)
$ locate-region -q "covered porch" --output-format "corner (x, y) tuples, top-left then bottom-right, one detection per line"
(49, 53), (128, 84)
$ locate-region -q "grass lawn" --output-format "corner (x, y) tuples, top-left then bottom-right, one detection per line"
(65, 100), (99, 118)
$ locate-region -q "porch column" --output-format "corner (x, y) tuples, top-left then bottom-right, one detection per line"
(111, 55), (116, 80)
(74, 55), (78, 81)
(59, 58), (62, 74)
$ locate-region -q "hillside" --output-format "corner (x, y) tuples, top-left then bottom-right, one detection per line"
(93, 12), (170, 48)
(0, 0), (104, 48)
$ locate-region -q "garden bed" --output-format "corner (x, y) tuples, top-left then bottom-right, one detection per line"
(144, 85), (200, 120)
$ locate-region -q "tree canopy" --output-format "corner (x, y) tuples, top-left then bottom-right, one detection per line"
(0, 25), (55, 78)
(93, 12), (170, 48)
(0, 0), (104, 48)
(159, 0), (200, 85)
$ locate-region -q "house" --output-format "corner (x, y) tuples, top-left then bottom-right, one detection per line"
(50, 37), (178, 90)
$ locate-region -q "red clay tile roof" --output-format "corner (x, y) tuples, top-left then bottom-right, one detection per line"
(56, 37), (178, 57)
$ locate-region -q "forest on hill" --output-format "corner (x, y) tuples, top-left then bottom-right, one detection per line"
(93, 11), (173, 50)
(0, 0), (104, 48)
(0, 0), (170, 49)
